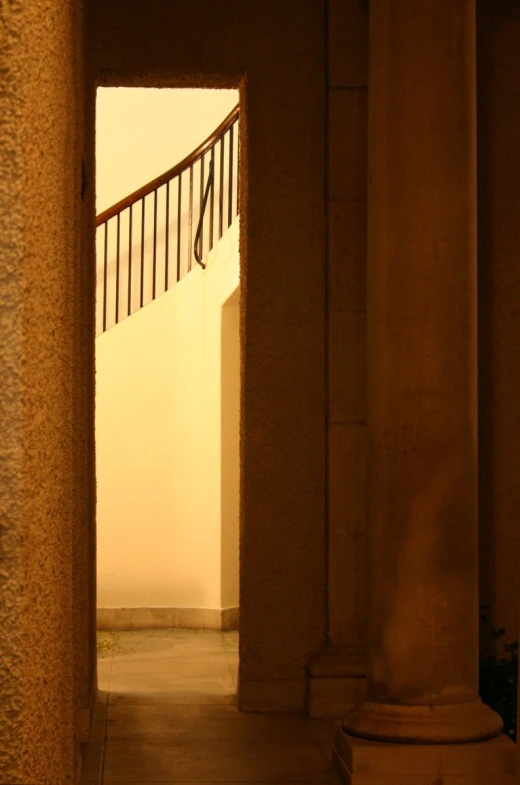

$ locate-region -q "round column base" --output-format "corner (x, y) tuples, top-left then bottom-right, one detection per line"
(342, 698), (504, 744)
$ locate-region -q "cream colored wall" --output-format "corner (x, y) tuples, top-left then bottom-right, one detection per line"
(221, 288), (240, 608)
(95, 88), (239, 336)
(96, 219), (240, 610)
(96, 87), (239, 213)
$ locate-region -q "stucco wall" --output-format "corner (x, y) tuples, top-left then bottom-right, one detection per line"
(96, 221), (240, 612)
(0, 0), (94, 782)
(477, 0), (520, 651)
(93, 0), (326, 711)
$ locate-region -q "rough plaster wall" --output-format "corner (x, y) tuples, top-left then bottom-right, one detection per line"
(74, 0), (97, 741)
(0, 1), (89, 782)
(93, 0), (326, 705)
(477, 1), (520, 651)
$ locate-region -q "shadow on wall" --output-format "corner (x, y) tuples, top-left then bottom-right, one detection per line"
(95, 218), (241, 619)
(221, 286), (240, 612)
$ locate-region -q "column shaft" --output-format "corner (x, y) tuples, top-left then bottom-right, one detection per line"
(341, 0), (501, 744)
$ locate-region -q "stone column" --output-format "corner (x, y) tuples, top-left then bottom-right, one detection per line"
(333, 0), (515, 782)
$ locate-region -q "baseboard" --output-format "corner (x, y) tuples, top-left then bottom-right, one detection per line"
(239, 678), (306, 712)
(221, 605), (239, 630)
(97, 606), (239, 631)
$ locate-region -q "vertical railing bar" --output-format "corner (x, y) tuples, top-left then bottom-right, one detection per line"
(177, 173), (182, 283)
(200, 154), (205, 262)
(188, 164), (193, 272)
(97, 109), (241, 330)
(209, 145), (215, 253)
(115, 212), (121, 324)
(165, 181), (170, 292)
(140, 197), (145, 308)
(235, 118), (240, 217)
(128, 204), (133, 318)
(219, 136), (224, 240)
(103, 220), (108, 333)
(152, 188), (158, 300)
(228, 124), (234, 228)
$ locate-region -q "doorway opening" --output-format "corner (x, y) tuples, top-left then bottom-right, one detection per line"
(94, 87), (241, 702)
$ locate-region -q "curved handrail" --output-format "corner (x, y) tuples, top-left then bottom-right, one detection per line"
(96, 104), (239, 226)
(96, 103), (239, 336)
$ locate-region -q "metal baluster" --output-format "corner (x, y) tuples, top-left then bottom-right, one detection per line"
(103, 221), (108, 333)
(128, 205), (133, 318)
(235, 119), (240, 217)
(115, 212), (121, 324)
(209, 145), (215, 253)
(200, 154), (205, 261)
(140, 197), (145, 308)
(219, 136), (224, 239)
(152, 188), (158, 300)
(228, 124), (234, 228)
(165, 181), (170, 292)
(188, 165), (194, 272)
(177, 174), (182, 283)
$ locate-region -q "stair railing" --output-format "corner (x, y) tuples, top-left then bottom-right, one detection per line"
(96, 105), (239, 335)
(194, 160), (214, 270)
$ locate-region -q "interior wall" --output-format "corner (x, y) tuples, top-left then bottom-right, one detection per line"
(96, 220), (240, 612)
(93, 0), (327, 711)
(95, 88), (239, 335)
(326, 0), (368, 653)
(221, 288), (241, 609)
(0, 0), (94, 782)
(477, 0), (520, 651)
(96, 87), (238, 213)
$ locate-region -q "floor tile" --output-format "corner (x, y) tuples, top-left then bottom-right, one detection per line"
(108, 673), (237, 706)
(80, 739), (105, 784)
(116, 629), (226, 651)
(83, 628), (335, 784)
(110, 653), (232, 679)
(102, 737), (332, 782)
(98, 659), (114, 692)
(106, 703), (333, 742)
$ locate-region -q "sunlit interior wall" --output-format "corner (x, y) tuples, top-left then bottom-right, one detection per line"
(95, 88), (239, 336)
(95, 89), (240, 614)
(96, 218), (240, 611)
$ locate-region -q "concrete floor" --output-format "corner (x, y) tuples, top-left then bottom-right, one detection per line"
(81, 629), (336, 783)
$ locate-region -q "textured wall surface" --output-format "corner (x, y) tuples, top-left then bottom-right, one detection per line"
(477, 0), (520, 650)
(326, 0), (368, 653)
(0, 0), (93, 782)
(93, 0), (326, 710)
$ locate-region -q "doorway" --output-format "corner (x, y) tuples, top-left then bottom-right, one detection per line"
(94, 88), (241, 682)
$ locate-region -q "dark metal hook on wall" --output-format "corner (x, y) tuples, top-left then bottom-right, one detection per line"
(194, 159), (214, 270)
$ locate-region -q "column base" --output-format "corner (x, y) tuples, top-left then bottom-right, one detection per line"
(332, 726), (516, 784)
(306, 645), (365, 719)
(342, 698), (503, 744)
